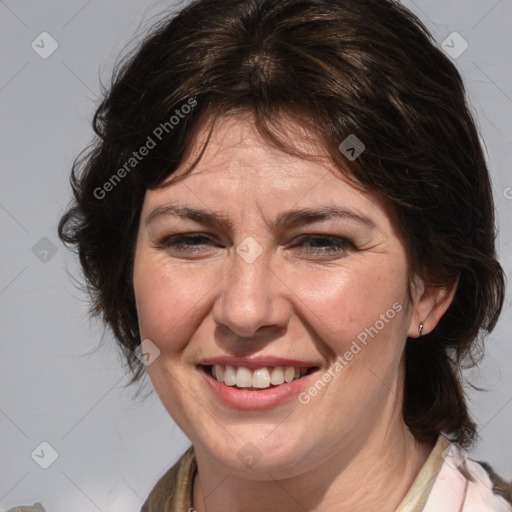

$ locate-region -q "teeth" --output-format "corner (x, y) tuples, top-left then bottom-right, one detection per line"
(210, 365), (311, 389)
(214, 364), (224, 381)
(284, 367), (295, 383)
(270, 367), (284, 385)
(252, 368), (271, 388)
(236, 367), (253, 388)
(223, 365), (237, 386)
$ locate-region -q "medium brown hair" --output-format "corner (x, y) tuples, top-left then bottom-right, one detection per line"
(58, 0), (505, 448)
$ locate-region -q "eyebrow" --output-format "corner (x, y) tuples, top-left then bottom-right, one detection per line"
(145, 203), (375, 230)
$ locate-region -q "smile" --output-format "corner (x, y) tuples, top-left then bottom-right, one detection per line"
(197, 363), (322, 409)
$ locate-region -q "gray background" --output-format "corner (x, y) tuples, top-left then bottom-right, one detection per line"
(0, 0), (511, 510)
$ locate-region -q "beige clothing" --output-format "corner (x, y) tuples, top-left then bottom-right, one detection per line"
(397, 435), (451, 511)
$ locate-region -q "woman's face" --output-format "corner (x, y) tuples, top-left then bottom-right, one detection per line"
(133, 113), (420, 477)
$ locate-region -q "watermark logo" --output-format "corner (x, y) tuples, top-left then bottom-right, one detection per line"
(237, 442), (262, 468)
(31, 32), (58, 59)
(442, 442), (468, 469)
(441, 32), (468, 60)
(338, 134), (365, 161)
(236, 236), (263, 264)
(31, 441), (59, 469)
(135, 339), (161, 366)
(32, 237), (58, 263)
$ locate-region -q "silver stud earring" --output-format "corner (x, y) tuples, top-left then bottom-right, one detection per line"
(418, 323), (424, 337)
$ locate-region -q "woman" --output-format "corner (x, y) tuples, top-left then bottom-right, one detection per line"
(54, 0), (511, 510)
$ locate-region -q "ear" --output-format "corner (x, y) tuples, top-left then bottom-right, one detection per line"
(407, 273), (458, 338)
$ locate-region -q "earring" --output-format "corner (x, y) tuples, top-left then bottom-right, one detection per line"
(418, 323), (424, 337)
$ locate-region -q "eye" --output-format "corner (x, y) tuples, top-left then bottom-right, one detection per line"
(293, 235), (354, 255)
(156, 233), (216, 253)
(155, 232), (354, 257)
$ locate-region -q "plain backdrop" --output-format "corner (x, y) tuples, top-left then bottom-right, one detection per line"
(1, 0), (511, 510)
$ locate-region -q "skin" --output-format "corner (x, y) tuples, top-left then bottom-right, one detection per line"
(133, 112), (457, 512)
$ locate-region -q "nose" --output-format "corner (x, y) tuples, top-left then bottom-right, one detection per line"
(212, 246), (290, 342)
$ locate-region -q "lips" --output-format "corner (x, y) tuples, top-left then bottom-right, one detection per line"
(198, 363), (321, 409)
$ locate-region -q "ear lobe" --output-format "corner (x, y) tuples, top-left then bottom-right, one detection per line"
(407, 275), (458, 338)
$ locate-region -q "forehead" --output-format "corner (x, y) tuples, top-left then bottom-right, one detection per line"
(156, 112), (359, 199)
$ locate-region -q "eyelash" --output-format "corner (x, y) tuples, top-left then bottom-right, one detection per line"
(156, 233), (353, 256)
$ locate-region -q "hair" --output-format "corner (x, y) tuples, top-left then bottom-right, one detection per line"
(58, 0), (505, 448)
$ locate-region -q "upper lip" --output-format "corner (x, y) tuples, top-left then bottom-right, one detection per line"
(198, 356), (321, 369)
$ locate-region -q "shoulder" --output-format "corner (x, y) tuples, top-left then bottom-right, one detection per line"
(424, 441), (512, 512)
(140, 445), (196, 512)
(6, 504), (46, 512)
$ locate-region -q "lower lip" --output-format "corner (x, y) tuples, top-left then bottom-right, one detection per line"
(198, 366), (317, 410)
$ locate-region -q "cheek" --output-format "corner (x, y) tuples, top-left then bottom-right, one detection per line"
(133, 254), (216, 353)
(294, 259), (408, 356)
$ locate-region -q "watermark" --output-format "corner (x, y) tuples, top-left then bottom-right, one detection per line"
(503, 187), (512, 200)
(134, 338), (161, 366)
(32, 236), (58, 263)
(298, 301), (403, 404)
(31, 441), (59, 469)
(236, 236), (263, 263)
(237, 442), (262, 468)
(441, 32), (468, 60)
(338, 134), (365, 161)
(442, 441), (468, 469)
(31, 31), (59, 59)
(93, 97), (197, 200)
